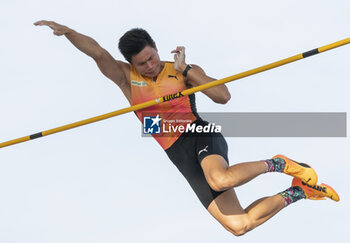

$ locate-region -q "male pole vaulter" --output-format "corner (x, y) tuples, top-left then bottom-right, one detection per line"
(34, 20), (339, 236)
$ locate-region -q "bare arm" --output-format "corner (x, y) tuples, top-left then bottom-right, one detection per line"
(171, 46), (231, 104)
(34, 20), (130, 99)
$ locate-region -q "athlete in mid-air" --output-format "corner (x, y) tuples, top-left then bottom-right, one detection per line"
(34, 20), (339, 236)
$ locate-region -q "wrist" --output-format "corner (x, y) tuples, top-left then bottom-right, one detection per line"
(178, 63), (187, 73)
(182, 64), (193, 77)
(64, 28), (75, 36)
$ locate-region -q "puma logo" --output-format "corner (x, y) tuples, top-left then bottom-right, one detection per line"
(198, 145), (208, 156)
(168, 75), (178, 80)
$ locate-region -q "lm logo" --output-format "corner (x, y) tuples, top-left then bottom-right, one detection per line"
(143, 115), (162, 134)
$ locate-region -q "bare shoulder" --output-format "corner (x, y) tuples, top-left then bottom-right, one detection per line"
(95, 51), (132, 102)
(116, 60), (131, 81)
(96, 50), (130, 87)
(111, 60), (132, 102)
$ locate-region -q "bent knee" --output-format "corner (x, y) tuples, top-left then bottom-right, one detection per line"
(223, 218), (252, 236)
(207, 172), (236, 191)
(208, 174), (230, 191)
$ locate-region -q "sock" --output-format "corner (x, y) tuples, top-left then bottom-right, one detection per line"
(280, 186), (306, 206)
(264, 158), (286, 173)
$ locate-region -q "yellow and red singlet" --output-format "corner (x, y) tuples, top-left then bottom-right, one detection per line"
(130, 62), (199, 150)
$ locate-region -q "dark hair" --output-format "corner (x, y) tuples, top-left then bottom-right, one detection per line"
(118, 28), (156, 63)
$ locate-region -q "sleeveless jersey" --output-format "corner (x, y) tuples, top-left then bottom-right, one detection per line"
(130, 62), (200, 150)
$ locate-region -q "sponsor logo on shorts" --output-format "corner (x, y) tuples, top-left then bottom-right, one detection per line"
(198, 145), (209, 156)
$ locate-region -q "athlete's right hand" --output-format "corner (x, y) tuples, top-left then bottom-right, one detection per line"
(34, 20), (71, 36)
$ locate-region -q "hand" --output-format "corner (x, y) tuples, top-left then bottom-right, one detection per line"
(34, 20), (71, 36)
(171, 46), (187, 73)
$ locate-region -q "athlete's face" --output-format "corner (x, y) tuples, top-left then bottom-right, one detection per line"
(131, 45), (162, 78)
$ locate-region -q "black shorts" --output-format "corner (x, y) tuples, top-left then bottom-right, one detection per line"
(165, 120), (229, 209)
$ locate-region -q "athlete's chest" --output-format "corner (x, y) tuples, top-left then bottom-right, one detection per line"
(130, 65), (187, 104)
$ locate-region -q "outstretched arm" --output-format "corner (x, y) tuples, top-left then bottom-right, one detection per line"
(35, 20), (105, 60)
(34, 20), (130, 96)
(171, 46), (231, 104)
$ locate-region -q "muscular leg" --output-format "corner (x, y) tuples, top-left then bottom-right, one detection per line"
(201, 154), (267, 191)
(201, 155), (307, 235)
(201, 155), (287, 236)
(207, 189), (285, 236)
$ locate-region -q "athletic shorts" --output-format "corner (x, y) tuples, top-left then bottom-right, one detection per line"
(165, 119), (229, 209)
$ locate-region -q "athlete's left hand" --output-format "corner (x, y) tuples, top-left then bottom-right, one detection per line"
(171, 46), (187, 73)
